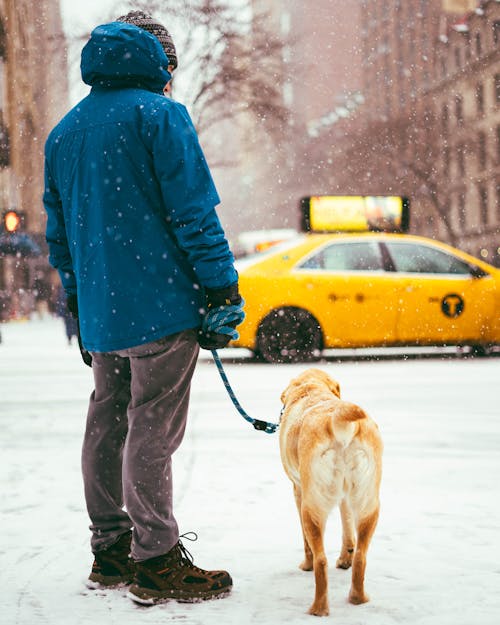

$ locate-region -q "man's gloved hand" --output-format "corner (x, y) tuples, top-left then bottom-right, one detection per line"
(66, 293), (93, 367)
(198, 283), (245, 350)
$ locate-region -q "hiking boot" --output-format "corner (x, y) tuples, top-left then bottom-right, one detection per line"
(87, 530), (135, 588)
(127, 535), (232, 604)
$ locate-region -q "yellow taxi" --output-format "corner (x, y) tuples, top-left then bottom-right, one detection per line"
(231, 196), (500, 363)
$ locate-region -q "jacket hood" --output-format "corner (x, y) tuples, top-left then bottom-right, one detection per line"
(81, 22), (171, 93)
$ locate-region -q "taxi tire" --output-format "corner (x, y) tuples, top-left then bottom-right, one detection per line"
(256, 307), (322, 364)
(469, 344), (492, 357)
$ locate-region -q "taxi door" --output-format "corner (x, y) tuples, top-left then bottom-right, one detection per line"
(383, 241), (496, 344)
(294, 239), (400, 347)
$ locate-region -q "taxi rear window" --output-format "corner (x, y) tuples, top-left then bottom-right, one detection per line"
(299, 241), (385, 271)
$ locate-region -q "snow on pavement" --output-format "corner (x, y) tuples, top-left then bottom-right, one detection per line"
(1, 317), (499, 624)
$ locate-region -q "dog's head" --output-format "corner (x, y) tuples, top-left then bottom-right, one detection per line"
(280, 368), (341, 406)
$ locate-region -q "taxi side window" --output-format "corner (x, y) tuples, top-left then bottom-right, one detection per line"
(300, 241), (385, 271)
(386, 243), (472, 274)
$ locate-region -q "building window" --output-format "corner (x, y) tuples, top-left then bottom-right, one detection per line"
(478, 132), (487, 171)
(423, 67), (429, 86)
(495, 74), (500, 104)
(497, 125), (500, 161)
(458, 192), (466, 231)
(464, 32), (471, 61)
(455, 95), (464, 124)
(0, 19), (5, 60)
(440, 57), (446, 78)
(457, 144), (466, 176)
(423, 108), (432, 132)
(475, 32), (482, 57)
(283, 82), (293, 107)
(479, 185), (488, 225)
(454, 47), (461, 70)
(280, 12), (291, 35)
(441, 103), (449, 135)
(0, 111), (9, 168)
(0, 53), (8, 166)
(443, 147), (450, 178)
(497, 181), (500, 221)
(493, 21), (500, 46)
(476, 83), (484, 115)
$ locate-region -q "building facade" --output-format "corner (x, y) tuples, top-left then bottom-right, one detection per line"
(0, 0), (68, 235)
(214, 0), (363, 238)
(339, 0), (499, 264)
(0, 0), (68, 318)
(211, 0), (500, 264)
(361, 0), (439, 122)
(430, 0), (500, 264)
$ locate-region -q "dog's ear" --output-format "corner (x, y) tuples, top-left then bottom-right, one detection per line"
(281, 381), (294, 404)
(313, 369), (341, 398)
(322, 375), (340, 398)
(330, 380), (341, 398)
(281, 374), (304, 404)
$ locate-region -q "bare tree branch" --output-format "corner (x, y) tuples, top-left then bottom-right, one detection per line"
(309, 110), (461, 243)
(129, 0), (290, 146)
(65, 0), (290, 168)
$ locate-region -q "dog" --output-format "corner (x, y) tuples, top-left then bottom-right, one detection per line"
(279, 368), (383, 616)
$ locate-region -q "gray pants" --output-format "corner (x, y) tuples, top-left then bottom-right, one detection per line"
(82, 329), (199, 561)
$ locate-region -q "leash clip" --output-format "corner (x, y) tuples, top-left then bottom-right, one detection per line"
(211, 350), (279, 435)
(253, 419), (278, 434)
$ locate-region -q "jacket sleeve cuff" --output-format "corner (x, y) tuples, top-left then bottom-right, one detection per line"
(205, 283), (240, 307)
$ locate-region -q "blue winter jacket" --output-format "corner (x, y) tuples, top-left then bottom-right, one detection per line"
(44, 22), (238, 352)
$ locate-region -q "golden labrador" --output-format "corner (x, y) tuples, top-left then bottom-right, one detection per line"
(279, 368), (383, 616)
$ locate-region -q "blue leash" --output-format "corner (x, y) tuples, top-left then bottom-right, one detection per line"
(211, 350), (280, 434)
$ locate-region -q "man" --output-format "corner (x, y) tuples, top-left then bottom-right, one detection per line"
(43, 10), (244, 605)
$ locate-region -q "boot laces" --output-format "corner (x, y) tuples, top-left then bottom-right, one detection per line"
(175, 532), (198, 566)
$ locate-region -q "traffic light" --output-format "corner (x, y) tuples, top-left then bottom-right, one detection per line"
(2, 210), (24, 233)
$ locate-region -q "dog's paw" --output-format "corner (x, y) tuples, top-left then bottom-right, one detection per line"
(348, 590), (369, 605)
(299, 559), (313, 571)
(336, 555), (352, 569)
(308, 601), (329, 616)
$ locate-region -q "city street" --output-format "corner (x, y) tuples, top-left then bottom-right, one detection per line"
(1, 316), (499, 625)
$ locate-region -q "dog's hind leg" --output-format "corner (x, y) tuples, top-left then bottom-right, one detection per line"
(349, 507), (379, 605)
(336, 499), (355, 569)
(301, 505), (329, 616)
(293, 484), (313, 571)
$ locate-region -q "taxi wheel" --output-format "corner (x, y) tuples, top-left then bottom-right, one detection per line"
(256, 307), (322, 364)
(469, 344), (492, 357)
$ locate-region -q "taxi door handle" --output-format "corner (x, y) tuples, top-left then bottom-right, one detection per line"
(328, 293), (350, 302)
(328, 293), (364, 302)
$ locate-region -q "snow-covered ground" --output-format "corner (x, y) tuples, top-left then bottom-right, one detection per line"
(1, 317), (499, 625)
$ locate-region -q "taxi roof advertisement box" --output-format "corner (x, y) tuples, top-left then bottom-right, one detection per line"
(300, 195), (410, 234)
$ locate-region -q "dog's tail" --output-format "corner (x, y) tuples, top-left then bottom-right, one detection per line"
(332, 402), (367, 447)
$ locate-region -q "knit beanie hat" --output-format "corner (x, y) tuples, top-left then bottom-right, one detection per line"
(116, 10), (177, 68)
